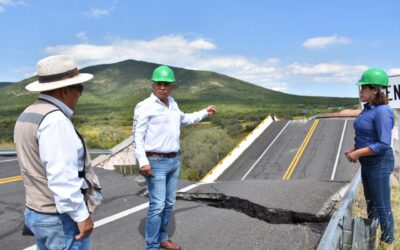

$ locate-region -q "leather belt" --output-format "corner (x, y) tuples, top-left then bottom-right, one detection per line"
(146, 152), (178, 158)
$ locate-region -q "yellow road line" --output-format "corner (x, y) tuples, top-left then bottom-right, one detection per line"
(282, 119), (319, 180)
(0, 175), (23, 184)
(200, 115), (272, 182)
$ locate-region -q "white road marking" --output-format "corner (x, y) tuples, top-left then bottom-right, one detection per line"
(94, 202), (149, 228)
(0, 158), (18, 163)
(241, 121), (291, 180)
(23, 182), (201, 250)
(178, 183), (203, 192)
(331, 119), (347, 180)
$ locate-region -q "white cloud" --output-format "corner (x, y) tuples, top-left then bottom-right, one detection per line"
(266, 82), (288, 92)
(12, 66), (30, 74)
(85, 3), (115, 18)
(45, 35), (216, 68)
(0, 0), (25, 12)
(76, 31), (88, 42)
(188, 39), (216, 50)
(289, 62), (367, 83)
(303, 35), (350, 49)
(0, 0), (26, 6)
(88, 8), (110, 17)
(388, 68), (400, 76)
(44, 34), (372, 95)
(193, 56), (285, 90)
(85, 0), (117, 17)
(7, 66), (34, 81)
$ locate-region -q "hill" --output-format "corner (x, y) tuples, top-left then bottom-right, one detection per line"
(0, 59), (359, 180)
(0, 82), (13, 88)
(0, 59), (358, 146)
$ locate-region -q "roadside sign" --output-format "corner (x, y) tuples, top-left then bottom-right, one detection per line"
(386, 75), (400, 150)
(386, 75), (400, 109)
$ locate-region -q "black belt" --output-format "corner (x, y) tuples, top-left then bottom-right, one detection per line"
(146, 152), (178, 158)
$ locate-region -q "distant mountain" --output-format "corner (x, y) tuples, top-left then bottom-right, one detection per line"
(0, 59), (358, 143)
(0, 82), (13, 88)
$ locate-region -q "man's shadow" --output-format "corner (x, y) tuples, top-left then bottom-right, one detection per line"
(138, 204), (201, 239)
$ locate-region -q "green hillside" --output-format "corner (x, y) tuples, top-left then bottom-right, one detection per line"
(0, 59), (358, 144)
(0, 82), (13, 88)
(0, 59), (358, 179)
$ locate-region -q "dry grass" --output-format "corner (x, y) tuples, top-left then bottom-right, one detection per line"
(391, 182), (400, 248)
(353, 176), (400, 249)
(0, 140), (15, 149)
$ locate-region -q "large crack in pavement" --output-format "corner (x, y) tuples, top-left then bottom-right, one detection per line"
(176, 192), (331, 225)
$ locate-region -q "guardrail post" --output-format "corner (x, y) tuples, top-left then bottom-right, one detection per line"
(342, 215), (353, 249)
(317, 169), (362, 250)
(351, 217), (378, 250)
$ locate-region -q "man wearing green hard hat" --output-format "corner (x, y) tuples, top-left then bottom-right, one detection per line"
(132, 65), (217, 250)
(345, 68), (395, 249)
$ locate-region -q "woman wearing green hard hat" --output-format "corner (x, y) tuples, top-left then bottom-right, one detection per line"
(345, 68), (395, 248)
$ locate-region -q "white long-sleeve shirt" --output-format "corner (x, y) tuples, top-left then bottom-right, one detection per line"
(37, 94), (89, 222)
(133, 93), (208, 167)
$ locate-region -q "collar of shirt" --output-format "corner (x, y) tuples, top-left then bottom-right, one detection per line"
(363, 102), (377, 111)
(39, 94), (74, 118)
(149, 93), (175, 106)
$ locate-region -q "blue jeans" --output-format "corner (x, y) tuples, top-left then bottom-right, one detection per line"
(359, 149), (395, 243)
(144, 155), (180, 250)
(24, 207), (90, 250)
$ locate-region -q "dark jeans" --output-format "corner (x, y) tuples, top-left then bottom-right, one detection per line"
(359, 148), (394, 243)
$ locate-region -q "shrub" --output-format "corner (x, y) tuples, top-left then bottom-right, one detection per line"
(180, 126), (234, 181)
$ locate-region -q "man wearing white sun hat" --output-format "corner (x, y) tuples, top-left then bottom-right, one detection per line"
(14, 55), (102, 250)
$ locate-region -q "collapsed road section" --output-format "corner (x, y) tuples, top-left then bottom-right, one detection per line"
(173, 179), (348, 249)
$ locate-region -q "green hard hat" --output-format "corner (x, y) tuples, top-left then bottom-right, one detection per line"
(151, 65), (176, 83)
(357, 68), (388, 87)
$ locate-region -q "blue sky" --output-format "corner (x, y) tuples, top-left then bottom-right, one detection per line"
(0, 0), (399, 97)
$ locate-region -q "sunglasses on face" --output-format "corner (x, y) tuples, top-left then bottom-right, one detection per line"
(68, 84), (84, 93)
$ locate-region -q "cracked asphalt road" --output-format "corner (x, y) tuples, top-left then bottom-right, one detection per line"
(0, 118), (359, 249)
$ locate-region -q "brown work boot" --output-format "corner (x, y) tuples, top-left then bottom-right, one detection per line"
(378, 241), (393, 250)
(160, 240), (181, 250)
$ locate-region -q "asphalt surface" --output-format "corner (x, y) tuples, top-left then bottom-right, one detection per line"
(290, 119), (357, 181)
(0, 160), (148, 249)
(181, 180), (346, 218)
(218, 118), (358, 181)
(0, 118), (360, 249)
(0, 156), (20, 178)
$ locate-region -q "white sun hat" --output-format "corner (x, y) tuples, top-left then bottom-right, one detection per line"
(25, 55), (93, 92)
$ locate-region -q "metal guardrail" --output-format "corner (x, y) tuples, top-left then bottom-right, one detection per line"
(317, 168), (377, 249)
(0, 150), (17, 156)
(87, 149), (113, 155)
(317, 168), (361, 249)
(0, 149), (112, 156)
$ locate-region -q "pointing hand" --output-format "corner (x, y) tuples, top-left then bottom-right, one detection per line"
(206, 105), (217, 115)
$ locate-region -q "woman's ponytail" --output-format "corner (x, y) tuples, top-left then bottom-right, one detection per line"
(372, 90), (388, 105)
